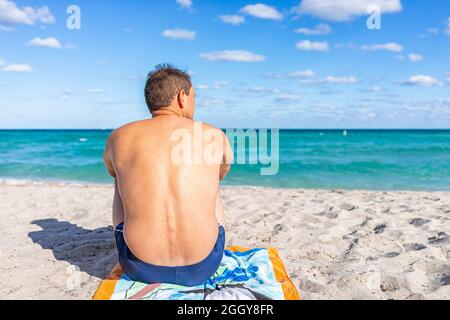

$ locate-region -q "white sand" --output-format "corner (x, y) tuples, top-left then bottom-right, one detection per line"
(0, 183), (449, 300)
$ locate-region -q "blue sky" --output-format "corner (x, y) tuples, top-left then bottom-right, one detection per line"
(0, 0), (449, 129)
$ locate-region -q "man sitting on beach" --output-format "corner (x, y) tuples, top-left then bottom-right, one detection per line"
(102, 64), (233, 286)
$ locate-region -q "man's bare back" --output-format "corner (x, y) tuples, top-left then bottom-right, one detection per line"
(104, 116), (231, 267)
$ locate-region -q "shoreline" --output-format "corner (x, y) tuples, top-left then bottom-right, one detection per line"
(1, 178), (450, 193)
(0, 183), (449, 299)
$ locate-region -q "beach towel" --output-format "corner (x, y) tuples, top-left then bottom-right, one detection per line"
(93, 246), (300, 300)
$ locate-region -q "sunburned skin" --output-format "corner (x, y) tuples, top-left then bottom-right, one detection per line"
(103, 87), (233, 267)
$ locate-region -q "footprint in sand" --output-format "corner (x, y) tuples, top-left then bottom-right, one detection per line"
(374, 224), (386, 234)
(272, 224), (288, 236)
(380, 275), (400, 292)
(384, 252), (401, 258)
(441, 275), (450, 286)
(428, 232), (448, 245)
(340, 203), (356, 212)
(409, 218), (431, 228)
(404, 243), (427, 252)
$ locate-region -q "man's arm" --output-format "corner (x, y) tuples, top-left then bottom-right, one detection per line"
(113, 179), (125, 227)
(219, 133), (233, 181)
(103, 136), (116, 178)
(103, 135), (125, 227)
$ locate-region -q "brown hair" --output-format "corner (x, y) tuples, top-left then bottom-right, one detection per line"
(144, 64), (192, 112)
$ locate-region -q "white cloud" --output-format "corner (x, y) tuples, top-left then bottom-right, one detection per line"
(27, 37), (62, 49)
(59, 89), (72, 100)
(254, 87), (275, 93)
(176, 0), (192, 9)
(219, 15), (245, 26)
(197, 84), (209, 90)
(334, 42), (355, 49)
(1, 63), (33, 73)
(323, 76), (358, 84)
(240, 4), (283, 20)
(199, 50), (266, 62)
(0, 58), (34, 73)
(245, 87), (270, 93)
(0, 0), (55, 26)
(365, 86), (383, 92)
(264, 73), (286, 79)
(419, 27), (439, 38)
(265, 70), (316, 79)
(197, 97), (233, 107)
(407, 53), (423, 62)
(445, 17), (450, 36)
(87, 88), (105, 94)
(402, 75), (442, 87)
(275, 94), (301, 102)
(301, 76), (358, 84)
(296, 40), (329, 52)
(294, 0), (402, 22)
(361, 42), (403, 53)
(294, 23), (331, 35)
(240, 86), (280, 95)
(162, 28), (196, 40)
(289, 70), (316, 78)
(197, 81), (228, 90)
(211, 81), (228, 89)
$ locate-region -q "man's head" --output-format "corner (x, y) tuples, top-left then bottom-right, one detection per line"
(144, 64), (195, 119)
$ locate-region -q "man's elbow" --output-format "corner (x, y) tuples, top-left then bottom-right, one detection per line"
(107, 169), (116, 178)
(104, 164), (116, 178)
(219, 165), (231, 181)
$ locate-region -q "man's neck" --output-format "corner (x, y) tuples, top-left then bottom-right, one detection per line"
(152, 107), (184, 118)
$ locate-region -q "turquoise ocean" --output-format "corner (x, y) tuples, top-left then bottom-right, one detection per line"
(1, 130), (450, 191)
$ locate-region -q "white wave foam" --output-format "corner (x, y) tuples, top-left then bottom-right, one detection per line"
(0, 178), (110, 188)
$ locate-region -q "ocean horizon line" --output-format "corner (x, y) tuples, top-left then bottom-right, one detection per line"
(2, 128), (450, 132)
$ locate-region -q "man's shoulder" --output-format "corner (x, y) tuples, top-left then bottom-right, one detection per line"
(108, 120), (150, 142)
(196, 121), (224, 135)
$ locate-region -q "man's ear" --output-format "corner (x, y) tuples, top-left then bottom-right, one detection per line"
(177, 90), (187, 109)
